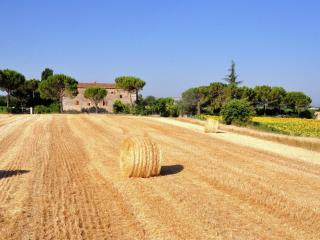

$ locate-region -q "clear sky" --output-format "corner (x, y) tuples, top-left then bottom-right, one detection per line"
(1, 0), (319, 105)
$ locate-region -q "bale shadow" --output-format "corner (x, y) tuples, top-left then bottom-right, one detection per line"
(0, 170), (30, 180)
(160, 164), (184, 176)
(205, 131), (225, 134)
(216, 131), (225, 134)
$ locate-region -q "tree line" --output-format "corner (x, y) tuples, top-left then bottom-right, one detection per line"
(0, 63), (314, 118)
(0, 67), (179, 115)
(0, 68), (151, 113)
(179, 61), (313, 118)
(0, 68), (79, 113)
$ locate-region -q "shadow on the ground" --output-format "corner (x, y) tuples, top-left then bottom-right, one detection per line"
(216, 131), (226, 134)
(207, 131), (225, 134)
(0, 170), (30, 180)
(160, 164), (184, 176)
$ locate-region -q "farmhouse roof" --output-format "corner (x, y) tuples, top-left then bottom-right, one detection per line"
(78, 82), (116, 89)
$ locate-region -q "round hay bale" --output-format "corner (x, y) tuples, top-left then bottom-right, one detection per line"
(204, 119), (219, 133)
(120, 136), (162, 178)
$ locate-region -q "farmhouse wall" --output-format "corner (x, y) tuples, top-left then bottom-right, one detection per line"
(62, 83), (135, 112)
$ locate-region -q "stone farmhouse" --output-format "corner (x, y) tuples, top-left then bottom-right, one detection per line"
(62, 82), (135, 112)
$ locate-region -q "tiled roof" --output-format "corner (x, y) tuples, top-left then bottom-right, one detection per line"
(78, 82), (116, 89)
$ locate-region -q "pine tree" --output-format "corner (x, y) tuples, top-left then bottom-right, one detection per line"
(224, 60), (242, 86)
(224, 61), (242, 100)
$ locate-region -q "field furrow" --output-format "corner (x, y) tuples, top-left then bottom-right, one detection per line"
(0, 114), (319, 240)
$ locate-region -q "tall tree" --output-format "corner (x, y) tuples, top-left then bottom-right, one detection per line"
(269, 87), (286, 114)
(284, 92), (312, 114)
(181, 86), (209, 115)
(10, 79), (43, 108)
(205, 82), (226, 114)
(224, 61), (242, 99)
(12, 82), (28, 108)
(154, 97), (177, 117)
(115, 76), (145, 104)
(39, 74), (78, 112)
(84, 87), (107, 113)
(41, 68), (53, 81)
(239, 86), (256, 103)
(0, 69), (25, 107)
(12, 79), (42, 108)
(25, 79), (40, 100)
(195, 86), (210, 115)
(224, 61), (242, 86)
(143, 96), (157, 115)
(181, 88), (199, 115)
(254, 85), (273, 115)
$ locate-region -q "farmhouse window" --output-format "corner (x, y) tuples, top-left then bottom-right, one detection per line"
(120, 94), (123, 98)
(75, 100), (79, 105)
(88, 103), (90, 106)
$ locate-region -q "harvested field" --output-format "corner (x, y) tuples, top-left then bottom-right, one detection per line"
(0, 114), (320, 240)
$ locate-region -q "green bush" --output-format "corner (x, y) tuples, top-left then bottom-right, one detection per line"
(34, 105), (50, 114)
(34, 102), (60, 114)
(221, 99), (255, 125)
(49, 102), (60, 113)
(154, 97), (178, 117)
(166, 102), (179, 117)
(113, 100), (130, 114)
(131, 104), (147, 115)
(299, 109), (314, 119)
(0, 106), (8, 113)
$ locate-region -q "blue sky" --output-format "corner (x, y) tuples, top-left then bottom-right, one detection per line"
(1, 0), (319, 105)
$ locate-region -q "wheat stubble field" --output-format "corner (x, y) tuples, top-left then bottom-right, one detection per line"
(0, 114), (320, 240)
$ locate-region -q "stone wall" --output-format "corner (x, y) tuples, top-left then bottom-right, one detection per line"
(63, 87), (135, 112)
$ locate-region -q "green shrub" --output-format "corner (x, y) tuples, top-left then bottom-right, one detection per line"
(113, 100), (130, 114)
(166, 102), (179, 117)
(131, 104), (146, 115)
(0, 106), (8, 113)
(34, 102), (60, 114)
(34, 105), (50, 114)
(221, 99), (255, 125)
(299, 109), (314, 119)
(49, 102), (60, 113)
(154, 97), (178, 117)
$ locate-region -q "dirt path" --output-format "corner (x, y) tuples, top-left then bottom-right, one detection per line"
(151, 117), (320, 164)
(0, 115), (320, 239)
(175, 117), (320, 152)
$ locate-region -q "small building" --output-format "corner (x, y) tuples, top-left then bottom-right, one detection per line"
(62, 82), (135, 112)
